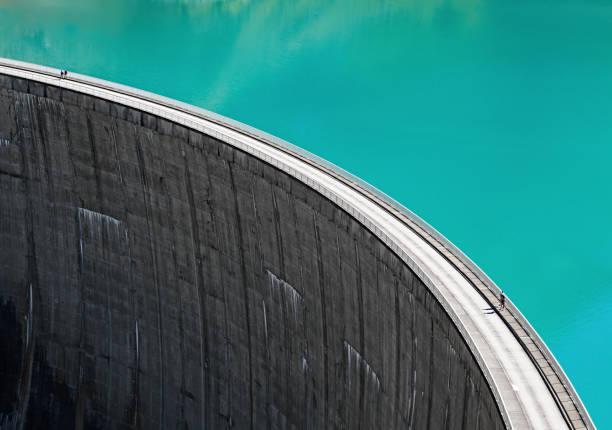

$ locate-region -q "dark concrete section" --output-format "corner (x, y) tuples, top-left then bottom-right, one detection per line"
(0, 74), (504, 429)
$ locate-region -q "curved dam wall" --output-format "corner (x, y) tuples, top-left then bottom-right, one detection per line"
(0, 74), (504, 429)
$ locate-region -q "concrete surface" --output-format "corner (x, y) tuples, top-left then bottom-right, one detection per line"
(0, 60), (594, 430)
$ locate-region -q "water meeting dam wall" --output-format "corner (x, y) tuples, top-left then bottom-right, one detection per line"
(0, 60), (594, 430)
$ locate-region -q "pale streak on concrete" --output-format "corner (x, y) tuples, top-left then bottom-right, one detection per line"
(0, 60), (588, 429)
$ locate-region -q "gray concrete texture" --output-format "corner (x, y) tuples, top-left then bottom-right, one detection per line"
(0, 74), (504, 429)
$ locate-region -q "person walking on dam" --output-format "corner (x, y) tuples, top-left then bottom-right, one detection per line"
(499, 290), (506, 310)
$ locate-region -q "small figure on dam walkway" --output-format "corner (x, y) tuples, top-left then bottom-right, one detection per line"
(499, 290), (506, 311)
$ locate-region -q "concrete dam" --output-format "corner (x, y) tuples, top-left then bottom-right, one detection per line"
(0, 59), (594, 430)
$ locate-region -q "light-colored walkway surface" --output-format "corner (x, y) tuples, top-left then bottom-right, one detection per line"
(0, 58), (595, 429)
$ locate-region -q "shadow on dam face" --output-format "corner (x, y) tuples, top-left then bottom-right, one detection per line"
(0, 74), (504, 429)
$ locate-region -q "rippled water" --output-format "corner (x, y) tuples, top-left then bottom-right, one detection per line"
(2, 0), (611, 426)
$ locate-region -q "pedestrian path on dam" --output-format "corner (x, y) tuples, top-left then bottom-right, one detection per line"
(0, 58), (595, 430)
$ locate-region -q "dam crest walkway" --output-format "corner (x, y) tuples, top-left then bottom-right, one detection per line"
(0, 58), (594, 430)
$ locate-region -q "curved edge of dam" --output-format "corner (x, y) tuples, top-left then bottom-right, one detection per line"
(0, 57), (595, 430)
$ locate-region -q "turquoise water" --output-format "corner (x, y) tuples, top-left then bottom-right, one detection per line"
(2, 0), (611, 426)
